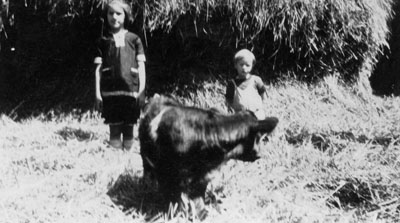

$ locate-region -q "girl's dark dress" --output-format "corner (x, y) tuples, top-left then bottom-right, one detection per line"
(94, 30), (146, 125)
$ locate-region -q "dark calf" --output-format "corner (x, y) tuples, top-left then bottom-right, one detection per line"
(139, 94), (278, 219)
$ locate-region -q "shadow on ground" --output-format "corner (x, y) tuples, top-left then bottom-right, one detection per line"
(106, 173), (166, 221)
(285, 129), (400, 153)
(107, 172), (223, 221)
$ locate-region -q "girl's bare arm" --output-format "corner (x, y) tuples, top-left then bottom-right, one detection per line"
(94, 64), (102, 109)
(137, 61), (146, 103)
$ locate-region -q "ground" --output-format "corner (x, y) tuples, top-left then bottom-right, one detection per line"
(1, 76), (400, 222)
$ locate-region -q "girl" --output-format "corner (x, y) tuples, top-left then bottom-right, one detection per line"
(94, 0), (146, 150)
(225, 49), (267, 120)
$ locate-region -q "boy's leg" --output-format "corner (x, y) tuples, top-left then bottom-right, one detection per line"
(122, 124), (134, 150)
(109, 124), (123, 149)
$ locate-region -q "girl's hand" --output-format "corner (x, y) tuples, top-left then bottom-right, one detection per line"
(95, 94), (103, 111)
(133, 92), (138, 98)
(137, 91), (145, 108)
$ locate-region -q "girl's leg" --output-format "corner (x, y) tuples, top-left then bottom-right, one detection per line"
(122, 124), (134, 150)
(109, 124), (123, 149)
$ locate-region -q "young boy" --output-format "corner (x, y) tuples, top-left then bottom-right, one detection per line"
(225, 49), (267, 120)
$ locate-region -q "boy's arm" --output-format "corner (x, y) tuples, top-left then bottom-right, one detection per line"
(225, 79), (238, 113)
(254, 76), (267, 103)
(225, 79), (236, 105)
(260, 91), (267, 103)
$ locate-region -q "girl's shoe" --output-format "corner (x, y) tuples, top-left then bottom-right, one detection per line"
(109, 138), (123, 149)
(123, 139), (134, 150)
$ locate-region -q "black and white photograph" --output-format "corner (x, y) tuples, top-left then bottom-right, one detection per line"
(1, 0), (399, 222)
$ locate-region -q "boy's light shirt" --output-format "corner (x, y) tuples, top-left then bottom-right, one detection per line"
(231, 76), (266, 120)
(234, 83), (263, 111)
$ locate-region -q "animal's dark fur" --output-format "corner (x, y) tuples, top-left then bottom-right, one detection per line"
(139, 94), (278, 218)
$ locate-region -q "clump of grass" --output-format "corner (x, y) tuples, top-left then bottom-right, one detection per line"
(56, 126), (98, 141)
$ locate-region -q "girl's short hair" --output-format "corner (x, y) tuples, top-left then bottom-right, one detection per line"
(234, 49), (256, 65)
(105, 0), (133, 27)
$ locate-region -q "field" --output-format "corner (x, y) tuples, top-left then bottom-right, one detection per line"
(1, 75), (400, 223)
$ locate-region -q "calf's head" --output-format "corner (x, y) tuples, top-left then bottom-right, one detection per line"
(226, 116), (279, 161)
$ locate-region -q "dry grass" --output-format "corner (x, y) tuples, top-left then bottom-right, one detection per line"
(1, 76), (400, 222)
(2, 0), (394, 80)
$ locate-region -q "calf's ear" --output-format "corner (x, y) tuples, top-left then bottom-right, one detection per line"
(255, 117), (279, 134)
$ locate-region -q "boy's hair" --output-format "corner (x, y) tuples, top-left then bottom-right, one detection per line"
(104, 0), (133, 28)
(234, 49), (256, 65)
